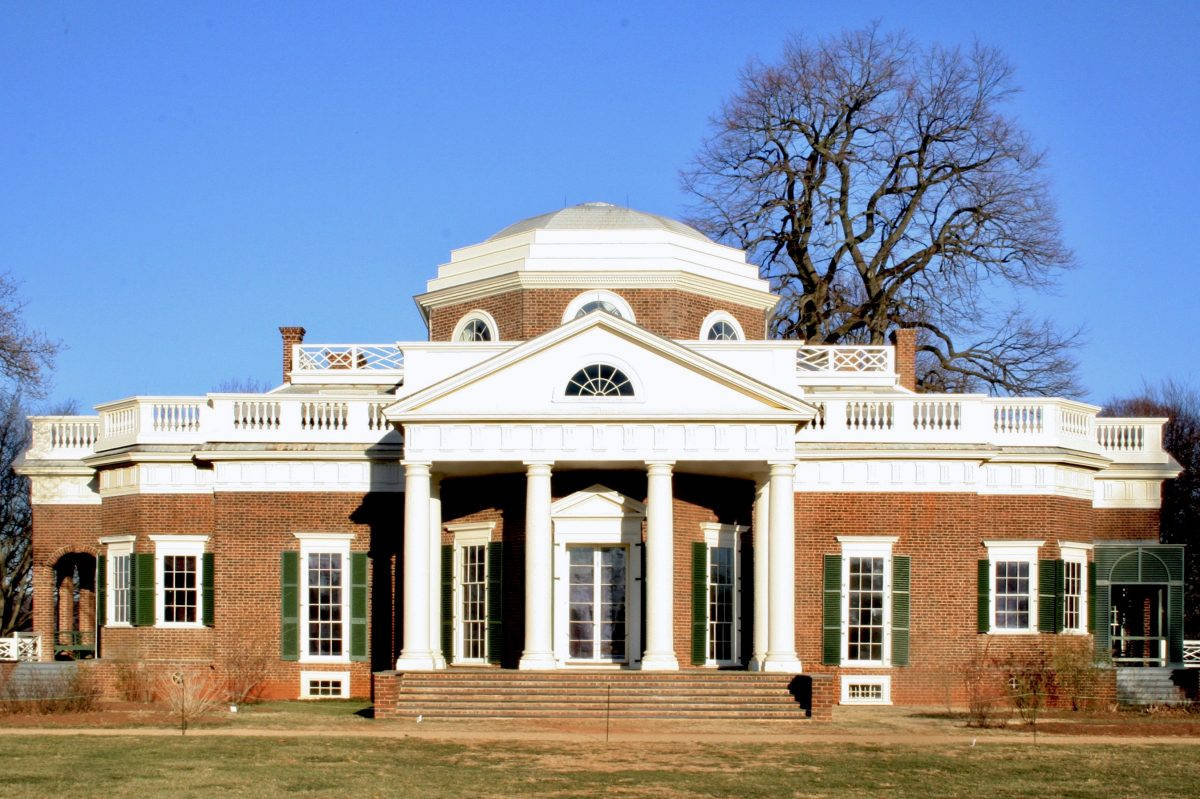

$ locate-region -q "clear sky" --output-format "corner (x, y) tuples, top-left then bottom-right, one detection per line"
(2, 1), (1197, 410)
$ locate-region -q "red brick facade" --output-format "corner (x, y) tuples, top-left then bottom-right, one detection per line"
(30, 473), (1161, 705)
(428, 288), (768, 342)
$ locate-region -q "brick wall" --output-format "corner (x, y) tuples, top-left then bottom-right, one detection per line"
(30, 504), (102, 661)
(428, 288), (768, 341)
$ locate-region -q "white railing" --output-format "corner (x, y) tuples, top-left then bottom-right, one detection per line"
(1096, 418), (1167, 463)
(94, 397), (208, 449)
(796, 345), (892, 374)
(0, 633), (41, 662)
(1184, 640), (1200, 668)
(798, 395), (1147, 456)
(292, 344), (404, 384)
(26, 416), (100, 459)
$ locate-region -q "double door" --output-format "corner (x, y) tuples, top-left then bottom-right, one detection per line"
(567, 545), (628, 662)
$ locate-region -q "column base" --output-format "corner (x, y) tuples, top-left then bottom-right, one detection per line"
(518, 652), (558, 670)
(431, 653), (447, 670)
(638, 652), (680, 671)
(746, 655), (767, 672)
(394, 651), (437, 671)
(760, 653), (803, 674)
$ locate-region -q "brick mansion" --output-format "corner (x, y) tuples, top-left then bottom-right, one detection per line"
(14, 202), (1188, 716)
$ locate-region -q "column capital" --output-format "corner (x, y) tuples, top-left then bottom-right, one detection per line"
(402, 460), (432, 475)
(645, 460), (675, 474)
(767, 460), (796, 477)
(523, 460), (554, 475)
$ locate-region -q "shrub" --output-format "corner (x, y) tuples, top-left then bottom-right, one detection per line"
(1002, 647), (1052, 731)
(0, 668), (99, 715)
(159, 669), (224, 735)
(221, 641), (272, 705)
(962, 641), (1008, 728)
(113, 659), (158, 703)
(1051, 638), (1103, 711)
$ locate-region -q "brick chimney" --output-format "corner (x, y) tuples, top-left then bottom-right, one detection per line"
(279, 326), (306, 384)
(890, 328), (917, 392)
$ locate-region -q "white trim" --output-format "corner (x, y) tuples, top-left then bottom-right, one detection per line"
(104, 539), (135, 627)
(560, 290), (636, 324)
(985, 541), (1042, 634)
(451, 531), (490, 665)
(699, 522), (746, 667)
(451, 309), (500, 342)
(838, 537), (896, 668)
(841, 674), (892, 705)
(699, 310), (745, 341)
(151, 536), (208, 628)
(297, 535), (353, 664)
(300, 670), (350, 699)
(1060, 542), (1091, 635)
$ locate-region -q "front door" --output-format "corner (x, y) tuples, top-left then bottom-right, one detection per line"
(567, 545), (628, 663)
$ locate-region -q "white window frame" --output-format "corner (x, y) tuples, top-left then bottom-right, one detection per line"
(701, 522), (745, 667)
(294, 533), (354, 664)
(562, 290), (636, 324)
(149, 535), (208, 628)
(699, 310), (745, 341)
(984, 540), (1043, 634)
(451, 309), (499, 342)
(837, 536), (897, 668)
(300, 670), (350, 699)
(841, 674), (892, 705)
(100, 535), (135, 628)
(449, 522), (494, 665)
(1060, 542), (1092, 635)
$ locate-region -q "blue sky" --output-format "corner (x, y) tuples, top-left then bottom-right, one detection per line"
(2, 1), (1197, 409)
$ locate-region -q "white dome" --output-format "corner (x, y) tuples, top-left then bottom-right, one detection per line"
(487, 202), (711, 242)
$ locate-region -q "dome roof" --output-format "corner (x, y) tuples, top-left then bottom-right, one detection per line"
(487, 202), (711, 242)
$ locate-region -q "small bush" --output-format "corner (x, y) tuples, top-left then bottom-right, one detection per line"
(221, 641), (272, 705)
(159, 669), (224, 734)
(0, 668), (99, 715)
(113, 660), (158, 703)
(963, 641), (1008, 728)
(1051, 638), (1103, 711)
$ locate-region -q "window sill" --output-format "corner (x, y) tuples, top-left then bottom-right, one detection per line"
(300, 655), (351, 665)
(104, 622), (132, 629)
(156, 622), (207, 630)
(841, 661), (890, 669)
(985, 628), (1038, 635)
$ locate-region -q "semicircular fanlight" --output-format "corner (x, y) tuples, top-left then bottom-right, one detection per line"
(565, 363), (634, 397)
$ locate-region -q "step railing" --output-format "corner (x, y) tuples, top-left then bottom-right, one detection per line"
(0, 633), (41, 662)
(1111, 635), (1168, 667)
(1184, 640), (1200, 668)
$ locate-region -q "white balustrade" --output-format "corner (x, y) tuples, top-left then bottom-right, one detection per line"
(1096, 418), (1167, 463)
(293, 344), (404, 384)
(845, 400), (894, 431)
(796, 345), (892, 374)
(913, 400), (961, 432)
(27, 416), (99, 458)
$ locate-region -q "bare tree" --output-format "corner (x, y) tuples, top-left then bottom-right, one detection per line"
(682, 25), (1080, 395)
(212, 377), (271, 394)
(0, 274), (59, 398)
(0, 393), (32, 636)
(1104, 380), (1200, 635)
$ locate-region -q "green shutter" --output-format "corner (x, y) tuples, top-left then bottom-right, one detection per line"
(1168, 583), (1184, 665)
(202, 552), (215, 627)
(126, 554), (136, 625)
(739, 533), (752, 666)
(639, 544), (646, 660)
(487, 541), (503, 665)
(822, 554), (841, 665)
(1087, 562), (1096, 634)
(280, 551), (299, 661)
(891, 555), (910, 666)
(133, 553), (155, 627)
(441, 544), (453, 663)
(349, 552), (368, 661)
(96, 555), (107, 629)
(977, 560), (990, 633)
(691, 541), (707, 665)
(1038, 559), (1058, 634)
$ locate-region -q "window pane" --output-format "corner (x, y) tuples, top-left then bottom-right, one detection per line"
(847, 557), (885, 662)
(707, 545), (735, 662)
(459, 544), (487, 660)
(162, 554), (197, 624)
(306, 552), (343, 656)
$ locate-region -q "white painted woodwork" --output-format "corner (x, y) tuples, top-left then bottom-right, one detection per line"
(640, 461), (679, 670)
(395, 461), (435, 670)
(519, 462), (556, 669)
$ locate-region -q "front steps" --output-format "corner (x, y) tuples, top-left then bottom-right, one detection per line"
(1115, 667), (1192, 706)
(378, 669), (813, 720)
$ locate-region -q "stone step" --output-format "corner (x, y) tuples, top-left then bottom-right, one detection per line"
(394, 696), (799, 708)
(1115, 668), (1190, 705)
(396, 708), (807, 720)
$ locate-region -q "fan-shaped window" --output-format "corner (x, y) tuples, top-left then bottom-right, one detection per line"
(565, 364), (634, 397)
(706, 321), (739, 341)
(574, 300), (623, 320)
(452, 310), (498, 342)
(700, 311), (745, 341)
(458, 318), (492, 342)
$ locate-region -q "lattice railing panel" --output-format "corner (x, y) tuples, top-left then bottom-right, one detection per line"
(296, 344), (404, 372)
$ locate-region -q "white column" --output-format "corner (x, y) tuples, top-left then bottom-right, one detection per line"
(748, 474), (770, 671)
(762, 460), (802, 673)
(427, 474), (445, 669)
(396, 460), (436, 670)
(519, 461), (556, 669)
(641, 461), (679, 670)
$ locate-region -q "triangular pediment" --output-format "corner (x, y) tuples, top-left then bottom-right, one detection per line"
(551, 484), (645, 519)
(386, 312), (816, 422)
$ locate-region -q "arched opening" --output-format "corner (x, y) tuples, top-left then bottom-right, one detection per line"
(52, 553), (97, 660)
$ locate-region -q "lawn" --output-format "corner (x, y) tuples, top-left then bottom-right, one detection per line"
(2, 732), (1198, 798)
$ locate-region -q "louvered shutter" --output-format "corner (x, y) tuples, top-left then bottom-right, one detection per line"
(487, 541), (503, 665)
(134, 553), (155, 627)
(96, 555), (107, 628)
(976, 560), (990, 633)
(350, 552), (368, 661)
(440, 545), (453, 663)
(280, 551), (299, 661)
(202, 552), (215, 627)
(891, 556), (910, 666)
(1038, 559), (1057, 634)
(822, 554), (841, 665)
(739, 533), (752, 667)
(691, 541), (707, 665)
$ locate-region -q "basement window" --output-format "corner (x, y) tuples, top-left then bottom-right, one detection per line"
(841, 675), (891, 705)
(301, 670), (349, 699)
